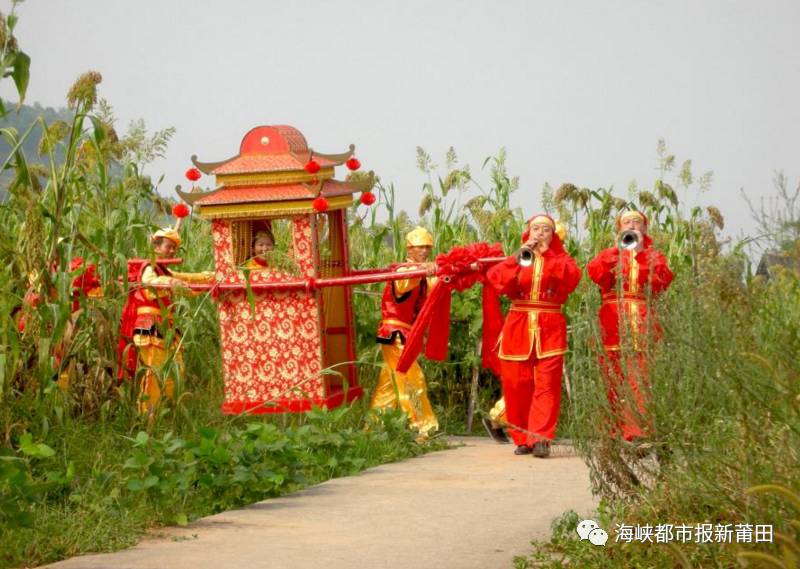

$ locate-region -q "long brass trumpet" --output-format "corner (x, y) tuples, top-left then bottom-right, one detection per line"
(619, 230), (640, 250)
(516, 244), (536, 267)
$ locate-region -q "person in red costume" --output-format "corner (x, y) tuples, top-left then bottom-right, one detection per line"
(118, 207), (214, 414)
(586, 210), (674, 442)
(371, 226), (439, 438)
(17, 255), (102, 391)
(17, 257), (102, 334)
(486, 214), (581, 457)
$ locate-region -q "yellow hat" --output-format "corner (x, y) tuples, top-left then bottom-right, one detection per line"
(405, 226), (433, 247)
(152, 228), (181, 247)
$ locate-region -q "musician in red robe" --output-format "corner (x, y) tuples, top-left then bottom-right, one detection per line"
(118, 211), (214, 414)
(586, 210), (674, 441)
(486, 214), (581, 457)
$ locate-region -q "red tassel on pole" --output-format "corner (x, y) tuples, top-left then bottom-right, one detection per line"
(395, 242), (505, 374)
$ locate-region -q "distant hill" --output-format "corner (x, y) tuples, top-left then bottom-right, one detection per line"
(0, 102), (74, 199)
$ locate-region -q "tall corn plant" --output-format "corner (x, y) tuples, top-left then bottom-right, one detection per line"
(0, 59), (220, 430)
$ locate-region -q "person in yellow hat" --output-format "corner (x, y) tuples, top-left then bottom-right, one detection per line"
(118, 212), (214, 415)
(370, 226), (439, 438)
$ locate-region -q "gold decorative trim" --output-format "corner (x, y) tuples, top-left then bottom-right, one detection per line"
(510, 299), (561, 309)
(530, 255), (544, 299)
(602, 292), (645, 302)
(498, 347), (535, 362)
(381, 318), (412, 330)
(509, 306), (561, 314)
(628, 250), (640, 294)
(216, 168), (335, 187)
(137, 307), (163, 316)
(498, 315), (537, 361)
(498, 308), (568, 361)
(628, 300), (642, 350)
(536, 327), (568, 358)
(198, 195), (353, 220)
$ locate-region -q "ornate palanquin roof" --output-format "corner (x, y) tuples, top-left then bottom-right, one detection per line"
(186, 125), (372, 219)
(193, 125), (350, 176)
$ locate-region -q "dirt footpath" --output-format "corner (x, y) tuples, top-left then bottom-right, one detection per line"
(45, 437), (598, 569)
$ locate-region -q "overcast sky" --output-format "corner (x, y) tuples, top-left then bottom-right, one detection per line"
(5, 1), (799, 241)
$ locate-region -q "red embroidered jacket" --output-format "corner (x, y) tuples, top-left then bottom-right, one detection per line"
(486, 243), (581, 360)
(586, 239), (674, 351)
(119, 261), (175, 342)
(376, 267), (430, 345)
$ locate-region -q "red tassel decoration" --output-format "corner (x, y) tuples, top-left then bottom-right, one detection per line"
(360, 191), (376, 206)
(172, 203), (190, 218)
(312, 197), (329, 212)
(395, 242), (505, 374)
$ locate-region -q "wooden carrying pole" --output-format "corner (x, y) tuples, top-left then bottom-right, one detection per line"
(150, 257), (507, 293)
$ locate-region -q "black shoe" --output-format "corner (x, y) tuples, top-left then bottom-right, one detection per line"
(532, 441), (551, 458)
(514, 445), (533, 455)
(482, 417), (511, 444)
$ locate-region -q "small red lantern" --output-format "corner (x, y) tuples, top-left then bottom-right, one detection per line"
(312, 197), (329, 212)
(185, 167), (202, 181)
(360, 191), (376, 206)
(305, 160), (321, 174)
(346, 157), (361, 171)
(172, 203), (190, 218)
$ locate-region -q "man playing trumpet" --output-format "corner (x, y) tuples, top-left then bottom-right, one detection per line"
(486, 214), (581, 457)
(587, 211), (674, 442)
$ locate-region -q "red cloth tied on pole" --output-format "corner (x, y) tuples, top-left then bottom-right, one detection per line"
(396, 242), (504, 375)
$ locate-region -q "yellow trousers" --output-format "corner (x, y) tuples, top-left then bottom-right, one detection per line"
(133, 335), (179, 415)
(371, 340), (439, 436)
